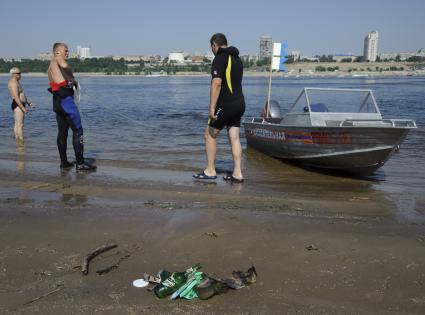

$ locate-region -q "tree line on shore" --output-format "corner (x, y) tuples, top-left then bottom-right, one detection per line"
(1, 55), (424, 74)
(0, 57), (211, 75)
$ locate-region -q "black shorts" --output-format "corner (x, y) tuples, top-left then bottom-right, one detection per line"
(11, 100), (25, 111)
(209, 99), (245, 130)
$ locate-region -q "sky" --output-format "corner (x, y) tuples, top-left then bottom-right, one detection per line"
(0, 0), (424, 59)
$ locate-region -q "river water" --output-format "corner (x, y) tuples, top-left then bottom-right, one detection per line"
(0, 75), (424, 222)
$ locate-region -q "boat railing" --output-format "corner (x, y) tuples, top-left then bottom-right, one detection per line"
(340, 119), (417, 128)
(250, 117), (282, 124)
(248, 117), (417, 129)
(287, 88), (381, 116)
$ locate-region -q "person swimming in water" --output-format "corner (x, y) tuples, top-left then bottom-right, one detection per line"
(47, 42), (96, 171)
(7, 67), (34, 143)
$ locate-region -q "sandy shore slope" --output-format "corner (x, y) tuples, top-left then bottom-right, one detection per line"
(0, 169), (424, 315)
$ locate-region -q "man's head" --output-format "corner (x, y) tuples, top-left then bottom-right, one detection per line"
(210, 33), (227, 55)
(53, 42), (69, 59)
(9, 67), (21, 80)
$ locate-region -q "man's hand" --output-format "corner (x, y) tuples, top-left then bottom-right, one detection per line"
(209, 108), (217, 120)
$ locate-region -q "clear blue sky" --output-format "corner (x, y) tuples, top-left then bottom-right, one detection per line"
(1, 0), (424, 58)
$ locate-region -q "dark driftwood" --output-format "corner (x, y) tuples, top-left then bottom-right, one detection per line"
(81, 244), (118, 275)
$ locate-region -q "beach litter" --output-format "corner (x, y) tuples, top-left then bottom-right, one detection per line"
(306, 244), (319, 251)
(204, 231), (219, 238)
(135, 264), (257, 300)
(133, 279), (149, 288)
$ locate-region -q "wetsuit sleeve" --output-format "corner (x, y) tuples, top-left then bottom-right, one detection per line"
(211, 55), (226, 79)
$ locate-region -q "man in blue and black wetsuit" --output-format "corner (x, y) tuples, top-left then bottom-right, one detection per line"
(47, 42), (96, 171)
(194, 33), (245, 183)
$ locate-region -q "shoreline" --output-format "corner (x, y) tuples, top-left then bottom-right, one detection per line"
(1, 61), (424, 78)
(1, 71), (424, 78)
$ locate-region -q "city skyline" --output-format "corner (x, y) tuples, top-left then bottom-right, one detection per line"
(1, 0), (424, 59)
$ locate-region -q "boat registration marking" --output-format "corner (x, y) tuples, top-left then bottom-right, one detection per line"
(247, 128), (313, 143)
(247, 128), (353, 145)
(311, 131), (353, 144)
(249, 128), (286, 141)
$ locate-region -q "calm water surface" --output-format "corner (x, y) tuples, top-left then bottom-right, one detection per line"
(0, 75), (424, 221)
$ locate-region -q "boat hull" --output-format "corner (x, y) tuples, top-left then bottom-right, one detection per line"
(244, 122), (411, 174)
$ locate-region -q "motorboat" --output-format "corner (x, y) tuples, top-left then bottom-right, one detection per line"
(243, 88), (417, 174)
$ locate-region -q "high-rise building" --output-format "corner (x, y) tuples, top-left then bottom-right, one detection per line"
(363, 31), (379, 62)
(260, 36), (273, 59)
(77, 45), (91, 59)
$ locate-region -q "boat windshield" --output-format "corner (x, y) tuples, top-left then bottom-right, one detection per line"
(288, 88), (379, 114)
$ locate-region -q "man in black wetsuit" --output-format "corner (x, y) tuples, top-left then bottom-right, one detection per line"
(194, 33), (245, 183)
(47, 42), (96, 171)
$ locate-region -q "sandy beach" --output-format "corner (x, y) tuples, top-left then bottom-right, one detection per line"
(0, 162), (424, 315)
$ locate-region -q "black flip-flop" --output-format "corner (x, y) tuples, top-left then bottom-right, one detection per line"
(193, 171), (217, 180)
(223, 174), (244, 183)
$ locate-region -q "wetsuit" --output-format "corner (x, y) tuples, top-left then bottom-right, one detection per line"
(209, 46), (245, 130)
(48, 79), (84, 165)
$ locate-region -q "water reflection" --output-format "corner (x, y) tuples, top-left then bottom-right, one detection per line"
(243, 147), (395, 217)
(16, 141), (26, 174)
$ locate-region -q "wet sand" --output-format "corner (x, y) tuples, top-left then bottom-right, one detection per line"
(1, 163), (425, 315)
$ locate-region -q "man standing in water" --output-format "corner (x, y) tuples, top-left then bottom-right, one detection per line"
(7, 67), (34, 143)
(194, 33), (245, 183)
(48, 42), (96, 171)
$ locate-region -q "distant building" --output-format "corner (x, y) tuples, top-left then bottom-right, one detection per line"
(4, 58), (21, 62)
(333, 54), (356, 62)
(260, 36), (272, 59)
(117, 55), (161, 62)
(380, 48), (425, 61)
(290, 51), (301, 62)
(302, 56), (319, 62)
(205, 50), (215, 61)
(190, 55), (207, 64)
(121, 56), (144, 62)
(240, 54), (259, 62)
(37, 52), (52, 61)
(363, 31), (379, 62)
(168, 51), (185, 63)
(77, 45), (91, 59)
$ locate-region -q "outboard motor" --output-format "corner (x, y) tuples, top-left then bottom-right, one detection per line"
(262, 100), (282, 118)
(269, 100), (282, 118)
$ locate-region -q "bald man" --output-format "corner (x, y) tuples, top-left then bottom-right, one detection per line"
(48, 42), (96, 171)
